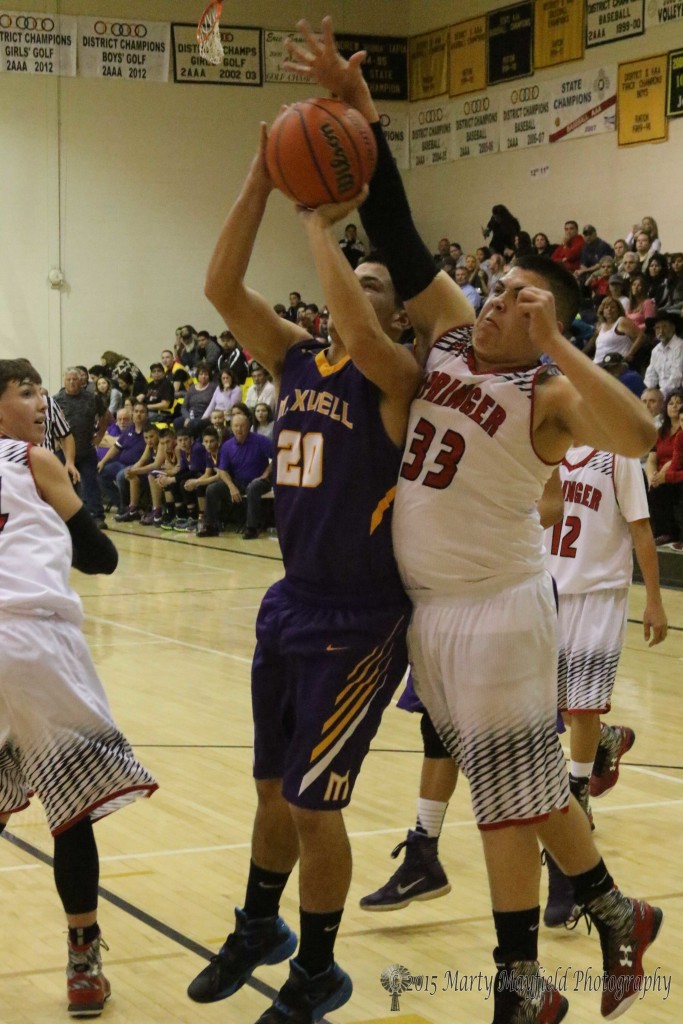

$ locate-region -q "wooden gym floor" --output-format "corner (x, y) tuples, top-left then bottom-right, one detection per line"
(2, 524), (681, 1023)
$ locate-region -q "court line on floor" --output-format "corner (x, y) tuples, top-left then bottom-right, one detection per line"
(108, 526), (284, 563)
(83, 614), (252, 663)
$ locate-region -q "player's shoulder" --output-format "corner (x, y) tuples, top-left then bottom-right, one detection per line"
(0, 437), (31, 465)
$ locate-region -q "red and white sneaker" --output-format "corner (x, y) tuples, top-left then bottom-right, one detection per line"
(492, 956), (568, 1023)
(67, 935), (111, 1017)
(586, 889), (663, 1019)
(590, 725), (636, 799)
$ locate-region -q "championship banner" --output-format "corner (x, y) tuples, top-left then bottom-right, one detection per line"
(487, 2), (534, 85)
(337, 34), (408, 101)
(549, 64), (616, 141)
(172, 23), (261, 85)
(409, 100), (453, 168)
(452, 91), (500, 159)
(534, 0), (584, 69)
(0, 10), (76, 75)
(499, 82), (552, 150)
(448, 16), (486, 97)
(618, 53), (668, 144)
(667, 47), (683, 117)
(78, 18), (169, 81)
(263, 29), (308, 84)
(378, 109), (410, 169)
(409, 28), (448, 101)
(586, 0), (644, 47)
(646, 0), (683, 26)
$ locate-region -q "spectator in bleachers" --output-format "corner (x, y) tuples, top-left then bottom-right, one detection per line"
(54, 368), (106, 528)
(551, 220), (584, 273)
(585, 256), (616, 311)
(203, 368), (243, 422)
(114, 424), (164, 522)
(486, 253), (505, 291)
(143, 363), (175, 423)
(183, 425), (221, 533)
(161, 348), (191, 397)
(244, 363), (276, 413)
(97, 401), (148, 513)
(627, 215), (661, 253)
(114, 369), (136, 408)
(625, 274), (656, 335)
(175, 326), (199, 369)
(646, 253), (672, 310)
(619, 250), (640, 280)
(448, 242), (466, 268)
(641, 387), (665, 430)
(663, 402), (683, 549)
(532, 232), (556, 257)
(197, 408), (272, 540)
(598, 352), (645, 398)
(483, 204), (520, 255)
(634, 230), (656, 274)
(608, 274), (629, 311)
(585, 297), (641, 365)
(100, 350), (146, 395)
(217, 330), (249, 384)
(339, 223), (365, 269)
(613, 238), (629, 264)
(173, 362), (217, 434)
(464, 254), (489, 296)
(209, 409), (230, 444)
(95, 375), (121, 418)
(454, 265), (483, 312)
(646, 390), (683, 545)
(670, 253), (683, 310)
(158, 427), (200, 531)
(577, 225), (613, 281)
(140, 430), (178, 527)
(96, 406), (131, 461)
(253, 401), (274, 439)
(432, 237), (451, 269)
(643, 310), (683, 395)
(285, 291), (304, 323)
(475, 246), (491, 274)
(196, 331), (222, 376)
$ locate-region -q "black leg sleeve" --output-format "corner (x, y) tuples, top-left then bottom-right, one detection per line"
(53, 817), (100, 916)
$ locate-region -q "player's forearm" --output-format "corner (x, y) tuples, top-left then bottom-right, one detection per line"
(205, 171), (271, 316)
(630, 519), (662, 600)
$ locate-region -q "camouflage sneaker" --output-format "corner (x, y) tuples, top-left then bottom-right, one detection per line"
(590, 725), (636, 799)
(492, 955), (568, 1023)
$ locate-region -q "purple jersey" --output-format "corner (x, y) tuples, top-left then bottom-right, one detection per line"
(274, 340), (404, 598)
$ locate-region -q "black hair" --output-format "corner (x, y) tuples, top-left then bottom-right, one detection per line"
(0, 358), (41, 399)
(202, 425), (219, 440)
(149, 362), (164, 373)
(515, 255), (581, 330)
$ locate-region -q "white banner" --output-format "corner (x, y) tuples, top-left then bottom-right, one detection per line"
(378, 109), (410, 169)
(263, 29), (308, 84)
(452, 92), (499, 160)
(549, 65), (617, 142)
(645, 0), (683, 26)
(409, 100), (453, 168)
(0, 10), (76, 75)
(78, 17), (169, 81)
(586, 0), (644, 47)
(499, 82), (551, 151)
(172, 23), (261, 85)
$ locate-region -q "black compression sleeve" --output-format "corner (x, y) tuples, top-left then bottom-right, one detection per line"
(359, 121), (438, 302)
(66, 506), (118, 575)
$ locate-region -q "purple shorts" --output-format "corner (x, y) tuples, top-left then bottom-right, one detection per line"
(252, 578), (410, 810)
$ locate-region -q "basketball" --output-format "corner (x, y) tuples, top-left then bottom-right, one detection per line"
(266, 98), (377, 208)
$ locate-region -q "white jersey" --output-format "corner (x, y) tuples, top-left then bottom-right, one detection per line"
(393, 326), (556, 598)
(545, 446), (649, 594)
(0, 439), (82, 625)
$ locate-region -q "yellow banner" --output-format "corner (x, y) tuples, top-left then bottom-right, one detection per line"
(448, 16), (487, 96)
(534, 0), (584, 68)
(618, 54), (668, 145)
(409, 27), (448, 101)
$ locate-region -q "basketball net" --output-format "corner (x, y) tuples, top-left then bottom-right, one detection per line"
(197, 0), (224, 64)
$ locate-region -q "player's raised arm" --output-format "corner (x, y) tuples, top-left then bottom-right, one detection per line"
(204, 123), (308, 381)
(284, 16), (473, 347)
(297, 195), (422, 445)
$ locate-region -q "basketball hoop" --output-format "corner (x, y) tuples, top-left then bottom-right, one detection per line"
(197, 0), (224, 65)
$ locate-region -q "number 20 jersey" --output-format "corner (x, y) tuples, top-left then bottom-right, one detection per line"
(273, 339), (405, 599)
(393, 325), (555, 598)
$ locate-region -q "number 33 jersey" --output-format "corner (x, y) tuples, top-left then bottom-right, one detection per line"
(273, 340), (405, 599)
(393, 325), (555, 598)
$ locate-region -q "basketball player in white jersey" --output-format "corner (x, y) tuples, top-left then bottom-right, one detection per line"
(0, 359), (158, 1018)
(542, 446), (667, 926)
(288, 20), (663, 1022)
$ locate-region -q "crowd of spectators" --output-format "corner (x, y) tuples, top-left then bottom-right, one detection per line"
(47, 212), (683, 548)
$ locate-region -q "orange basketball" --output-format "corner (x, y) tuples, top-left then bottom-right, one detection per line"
(266, 98), (377, 208)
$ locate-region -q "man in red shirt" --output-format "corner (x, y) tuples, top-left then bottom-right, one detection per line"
(552, 220), (584, 273)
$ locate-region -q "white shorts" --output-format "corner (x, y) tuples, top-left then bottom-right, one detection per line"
(407, 573), (569, 829)
(557, 589), (628, 714)
(0, 614), (157, 835)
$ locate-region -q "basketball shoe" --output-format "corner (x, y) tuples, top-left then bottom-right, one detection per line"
(542, 851), (580, 929)
(254, 959), (352, 1024)
(491, 954), (568, 1023)
(66, 934), (111, 1018)
(590, 725), (636, 799)
(584, 888), (663, 1019)
(569, 774), (594, 830)
(359, 830), (451, 911)
(187, 907), (297, 1004)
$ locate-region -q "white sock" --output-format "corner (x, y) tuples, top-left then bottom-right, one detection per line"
(416, 798), (448, 838)
(570, 760), (593, 780)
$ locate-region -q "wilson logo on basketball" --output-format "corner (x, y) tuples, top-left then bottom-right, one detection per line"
(319, 122), (356, 196)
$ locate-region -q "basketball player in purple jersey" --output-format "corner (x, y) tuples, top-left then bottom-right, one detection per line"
(287, 18), (663, 1024)
(186, 115), (421, 1021)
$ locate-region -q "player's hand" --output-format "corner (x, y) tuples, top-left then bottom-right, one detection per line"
(515, 285), (563, 355)
(643, 601), (667, 646)
(296, 185), (369, 228)
(229, 485), (242, 503)
(248, 122), (274, 194)
(283, 17), (369, 108)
